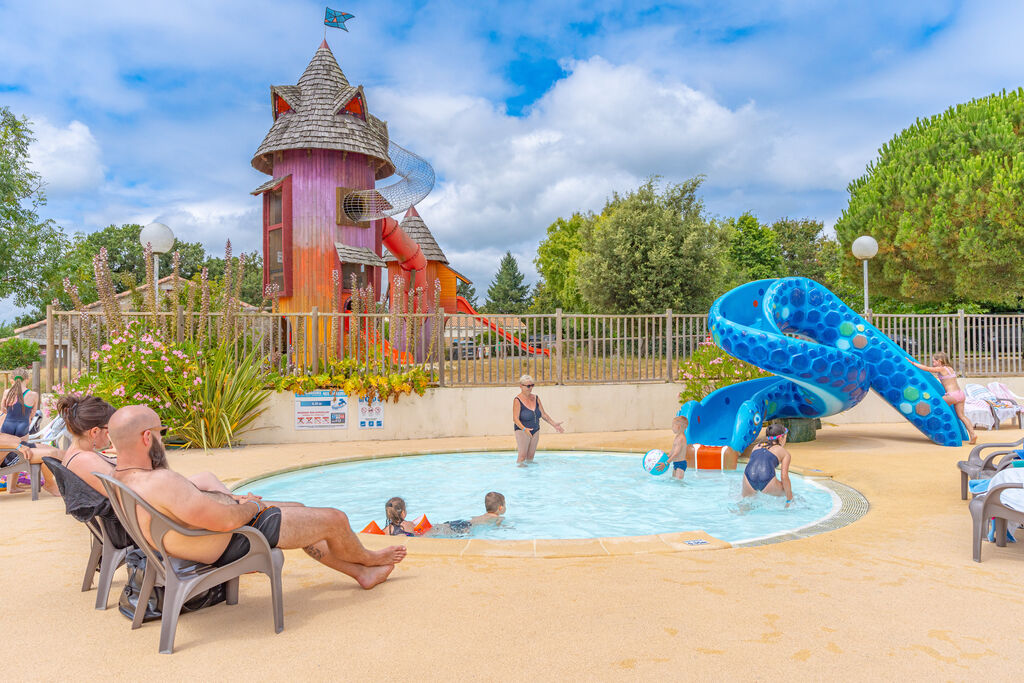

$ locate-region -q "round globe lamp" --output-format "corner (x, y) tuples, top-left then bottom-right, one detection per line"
(140, 222), (175, 292)
(851, 235), (878, 314)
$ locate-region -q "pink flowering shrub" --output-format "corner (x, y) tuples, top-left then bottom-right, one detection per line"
(678, 338), (771, 405)
(54, 321), (267, 448)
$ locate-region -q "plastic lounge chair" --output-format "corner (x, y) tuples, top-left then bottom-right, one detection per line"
(25, 415), (70, 450)
(988, 382), (1024, 429)
(42, 456), (131, 609)
(0, 447), (41, 500)
(965, 384), (1017, 429)
(962, 394), (996, 431)
(94, 473), (284, 654)
(956, 437), (1024, 499)
(970, 469), (1024, 562)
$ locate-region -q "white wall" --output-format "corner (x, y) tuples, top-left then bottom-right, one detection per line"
(245, 383), (683, 444)
(243, 377), (1024, 444)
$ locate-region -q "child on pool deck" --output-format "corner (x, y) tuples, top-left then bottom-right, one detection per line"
(665, 416), (691, 480)
(435, 492), (507, 536)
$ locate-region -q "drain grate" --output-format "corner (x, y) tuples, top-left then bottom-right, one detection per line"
(732, 479), (869, 548)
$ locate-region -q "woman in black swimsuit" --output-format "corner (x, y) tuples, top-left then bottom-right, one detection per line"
(741, 423), (793, 504)
(512, 374), (564, 466)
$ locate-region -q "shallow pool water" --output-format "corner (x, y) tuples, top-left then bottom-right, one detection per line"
(243, 451), (839, 543)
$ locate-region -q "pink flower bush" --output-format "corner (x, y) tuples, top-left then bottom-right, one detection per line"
(678, 341), (771, 405)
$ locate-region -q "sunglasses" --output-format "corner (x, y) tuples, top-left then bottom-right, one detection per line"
(142, 425), (169, 437)
(521, 383), (534, 388)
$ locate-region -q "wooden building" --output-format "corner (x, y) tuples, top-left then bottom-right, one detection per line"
(250, 40), (393, 315)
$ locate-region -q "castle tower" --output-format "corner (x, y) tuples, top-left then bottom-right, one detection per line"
(384, 206), (471, 313)
(251, 41), (393, 314)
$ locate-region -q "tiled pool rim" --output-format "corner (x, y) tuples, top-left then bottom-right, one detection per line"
(230, 448), (870, 558)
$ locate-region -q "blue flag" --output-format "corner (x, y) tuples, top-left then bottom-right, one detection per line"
(324, 8), (354, 31)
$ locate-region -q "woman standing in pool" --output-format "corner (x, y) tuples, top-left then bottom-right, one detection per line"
(513, 374), (564, 466)
(908, 352), (977, 444)
(742, 423), (793, 504)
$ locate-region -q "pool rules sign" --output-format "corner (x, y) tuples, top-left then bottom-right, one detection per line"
(358, 397), (384, 429)
(294, 390), (348, 429)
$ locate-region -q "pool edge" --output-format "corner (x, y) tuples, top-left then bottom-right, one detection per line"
(232, 449), (866, 558)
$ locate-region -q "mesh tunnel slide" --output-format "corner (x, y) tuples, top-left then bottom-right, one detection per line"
(677, 277), (968, 452)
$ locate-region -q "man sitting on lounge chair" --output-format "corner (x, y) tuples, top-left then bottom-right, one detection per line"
(108, 405), (405, 589)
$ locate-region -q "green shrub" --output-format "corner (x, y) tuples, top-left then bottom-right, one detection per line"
(678, 339), (771, 404)
(0, 338), (40, 370)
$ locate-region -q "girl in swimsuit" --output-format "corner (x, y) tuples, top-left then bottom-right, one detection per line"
(741, 423), (793, 504)
(1, 371), (57, 495)
(383, 496), (416, 536)
(1, 370), (39, 438)
(908, 351), (976, 444)
(512, 374), (564, 466)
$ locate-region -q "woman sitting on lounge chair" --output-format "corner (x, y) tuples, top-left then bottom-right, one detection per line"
(908, 352), (977, 444)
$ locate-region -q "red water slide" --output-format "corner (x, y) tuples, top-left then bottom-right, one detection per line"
(455, 296), (550, 356)
(381, 216), (425, 286)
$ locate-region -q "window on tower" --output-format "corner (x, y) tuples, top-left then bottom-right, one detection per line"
(340, 262), (369, 290)
(261, 176), (293, 297)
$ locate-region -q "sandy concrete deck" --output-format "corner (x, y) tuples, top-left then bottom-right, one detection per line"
(3, 423), (1022, 680)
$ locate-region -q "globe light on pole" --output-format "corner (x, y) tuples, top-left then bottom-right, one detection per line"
(139, 222), (175, 293)
(851, 235), (878, 314)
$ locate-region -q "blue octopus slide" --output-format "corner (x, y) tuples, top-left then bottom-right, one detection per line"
(677, 277), (968, 452)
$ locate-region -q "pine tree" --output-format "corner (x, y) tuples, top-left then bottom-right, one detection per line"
(482, 252), (530, 313)
(456, 280), (478, 308)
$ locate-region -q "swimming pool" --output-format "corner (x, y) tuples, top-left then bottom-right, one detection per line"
(242, 451), (840, 544)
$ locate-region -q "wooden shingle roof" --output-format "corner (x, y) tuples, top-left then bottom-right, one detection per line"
(383, 206), (448, 264)
(251, 41), (394, 179)
(334, 243), (386, 268)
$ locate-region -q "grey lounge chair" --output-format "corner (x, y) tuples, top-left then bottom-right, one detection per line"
(970, 476), (1024, 562)
(0, 447), (41, 500)
(43, 456), (131, 609)
(95, 473), (284, 654)
(957, 437), (1024, 500)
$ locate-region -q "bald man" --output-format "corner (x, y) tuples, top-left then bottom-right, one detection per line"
(108, 405), (405, 589)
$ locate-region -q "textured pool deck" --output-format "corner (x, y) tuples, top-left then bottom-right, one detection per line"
(3, 422), (1022, 679)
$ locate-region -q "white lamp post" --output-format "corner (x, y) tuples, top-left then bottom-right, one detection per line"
(139, 222), (175, 292)
(851, 235), (878, 314)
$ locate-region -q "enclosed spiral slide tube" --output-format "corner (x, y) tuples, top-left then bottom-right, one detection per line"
(677, 277), (969, 452)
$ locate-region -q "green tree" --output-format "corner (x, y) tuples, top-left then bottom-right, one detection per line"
(532, 213), (590, 312)
(771, 218), (833, 283)
(577, 177), (729, 313)
(203, 252), (265, 306)
(835, 88), (1024, 305)
(481, 251), (530, 313)
(17, 223), (210, 320)
(0, 107), (69, 305)
(456, 279), (478, 308)
(727, 212), (781, 283)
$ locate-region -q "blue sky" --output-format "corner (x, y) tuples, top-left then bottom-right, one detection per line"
(1, 0), (1021, 321)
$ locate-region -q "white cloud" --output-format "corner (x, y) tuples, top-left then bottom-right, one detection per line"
(375, 56), (857, 285)
(28, 119), (105, 194)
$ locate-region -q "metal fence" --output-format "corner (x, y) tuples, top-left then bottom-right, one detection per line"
(42, 307), (1024, 390)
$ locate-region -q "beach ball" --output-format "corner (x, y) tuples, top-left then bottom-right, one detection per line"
(643, 449), (670, 475)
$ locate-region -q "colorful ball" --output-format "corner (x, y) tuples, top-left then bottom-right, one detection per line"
(642, 449), (670, 475)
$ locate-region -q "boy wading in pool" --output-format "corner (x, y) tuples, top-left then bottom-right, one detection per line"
(666, 416), (691, 480)
(436, 492), (506, 535)
(742, 423), (793, 505)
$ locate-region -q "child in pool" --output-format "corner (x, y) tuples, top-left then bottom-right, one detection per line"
(665, 415), (690, 480)
(382, 496), (417, 536)
(436, 492), (507, 536)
